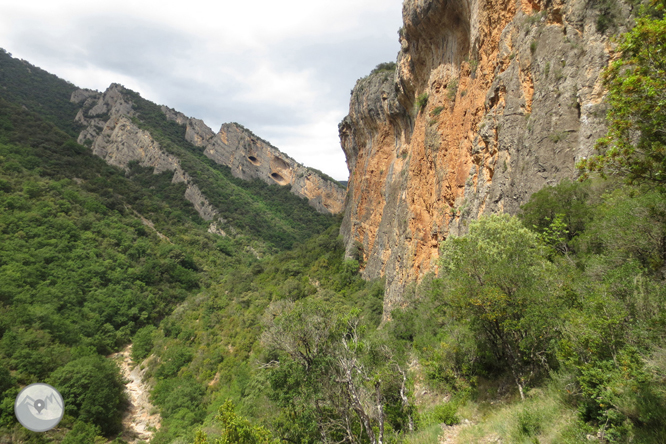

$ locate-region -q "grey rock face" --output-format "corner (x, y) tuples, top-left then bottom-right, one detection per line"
(72, 86), (220, 226)
(340, 0), (633, 319)
(168, 114), (347, 214)
(71, 83), (346, 238)
(92, 114), (218, 221)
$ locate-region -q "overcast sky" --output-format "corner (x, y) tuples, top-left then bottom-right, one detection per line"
(0, 1), (404, 180)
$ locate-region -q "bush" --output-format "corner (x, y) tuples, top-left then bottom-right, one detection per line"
(514, 407), (543, 438)
(131, 325), (156, 362)
(439, 214), (564, 398)
(61, 421), (104, 444)
(151, 377), (205, 421)
(49, 355), (125, 435)
(154, 344), (193, 379)
(432, 402), (460, 426)
(416, 93), (428, 113)
(371, 62), (397, 75)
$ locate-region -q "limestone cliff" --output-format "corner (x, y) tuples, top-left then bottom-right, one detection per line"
(72, 85), (219, 224)
(340, 0), (634, 318)
(71, 84), (345, 223)
(161, 108), (346, 214)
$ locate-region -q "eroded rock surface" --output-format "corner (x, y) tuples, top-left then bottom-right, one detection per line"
(340, 0), (634, 319)
(164, 111), (347, 214)
(72, 88), (220, 223)
(72, 84), (346, 217)
(111, 345), (161, 444)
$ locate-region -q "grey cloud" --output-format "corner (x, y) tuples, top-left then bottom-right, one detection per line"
(4, 6), (401, 179)
(75, 15), (199, 77)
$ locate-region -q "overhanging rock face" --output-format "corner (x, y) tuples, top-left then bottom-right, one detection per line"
(340, 0), (632, 319)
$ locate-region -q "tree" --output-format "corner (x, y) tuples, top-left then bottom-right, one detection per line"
(578, 2), (666, 184)
(261, 300), (409, 443)
(193, 400), (278, 444)
(49, 355), (125, 435)
(131, 325), (156, 362)
(518, 179), (594, 255)
(61, 421), (105, 444)
(439, 214), (564, 399)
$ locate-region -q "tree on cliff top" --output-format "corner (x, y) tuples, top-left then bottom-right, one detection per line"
(578, 1), (666, 184)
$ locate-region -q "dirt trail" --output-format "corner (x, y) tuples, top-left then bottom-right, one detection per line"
(111, 345), (161, 443)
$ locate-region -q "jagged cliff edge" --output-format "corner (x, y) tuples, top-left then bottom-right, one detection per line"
(71, 84), (345, 235)
(340, 0), (634, 319)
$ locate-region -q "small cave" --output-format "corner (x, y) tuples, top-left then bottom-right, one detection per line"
(270, 172), (288, 185)
(247, 155), (260, 166)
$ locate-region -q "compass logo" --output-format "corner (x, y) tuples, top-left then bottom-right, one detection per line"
(14, 383), (64, 432)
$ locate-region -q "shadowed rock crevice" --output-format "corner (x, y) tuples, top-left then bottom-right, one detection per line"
(247, 155), (260, 165)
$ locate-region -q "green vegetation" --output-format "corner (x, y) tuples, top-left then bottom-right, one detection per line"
(124, 89), (336, 251)
(0, 49), (82, 137)
(415, 93), (428, 113)
(371, 62), (397, 75)
(351, 62), (396, 97)
(194, 400), (278, 444)
(143, 224), (390, 443)
(386, 176), (666, 442)
(431, 106), (445, 117)
(579, 1), (666, 185)
(548, 130), (569, 143)
(50, 355), (126, 435)
(467, 58), (479, 76)
(306, 167), (345, 189)
(592, 0), (620, 33)
(0, 75), (336, 441)
(447, 79), (459, 101)
(0, 97), (251, 440)
(2, 4), (666, 443)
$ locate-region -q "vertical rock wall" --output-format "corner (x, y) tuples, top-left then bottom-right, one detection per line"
(340, 0), (634, 319)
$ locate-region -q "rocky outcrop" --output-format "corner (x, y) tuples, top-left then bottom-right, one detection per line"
(340, 0), (634, 319)
(162, 110), (346, 214)
(72, 83), (346, 232)
(72, 86), (219, 224)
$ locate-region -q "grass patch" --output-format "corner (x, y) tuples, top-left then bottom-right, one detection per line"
(431, 106), (445, 117)
(416, 93), (429, 113)
(447, 79), (459, 101)
(404, 423), (444, 444)
(548, 131), (568, 143)
(456, 383), (586, 444)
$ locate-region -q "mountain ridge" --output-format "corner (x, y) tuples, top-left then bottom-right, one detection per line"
(73, 83), (346, 216)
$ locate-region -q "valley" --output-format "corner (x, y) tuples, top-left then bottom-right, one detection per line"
(1, 0), (666, 443)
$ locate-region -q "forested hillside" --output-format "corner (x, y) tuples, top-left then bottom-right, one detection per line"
(0, 49), (81, 137)
(0, 49), (336, 252)
(1, 1), (665, 443)
(0, 62), (339, 441)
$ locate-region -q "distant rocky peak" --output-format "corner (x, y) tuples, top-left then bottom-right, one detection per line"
(72, 83), (133, 120)
(69, 84), (346, 215)
(163, 109), (346, 214)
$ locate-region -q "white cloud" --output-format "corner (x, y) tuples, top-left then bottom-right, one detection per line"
(0, 0), (403, 180)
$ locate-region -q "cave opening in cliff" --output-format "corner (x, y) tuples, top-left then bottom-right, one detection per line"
(247, 155), (260, 165)
(270, 172), (287, 185)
